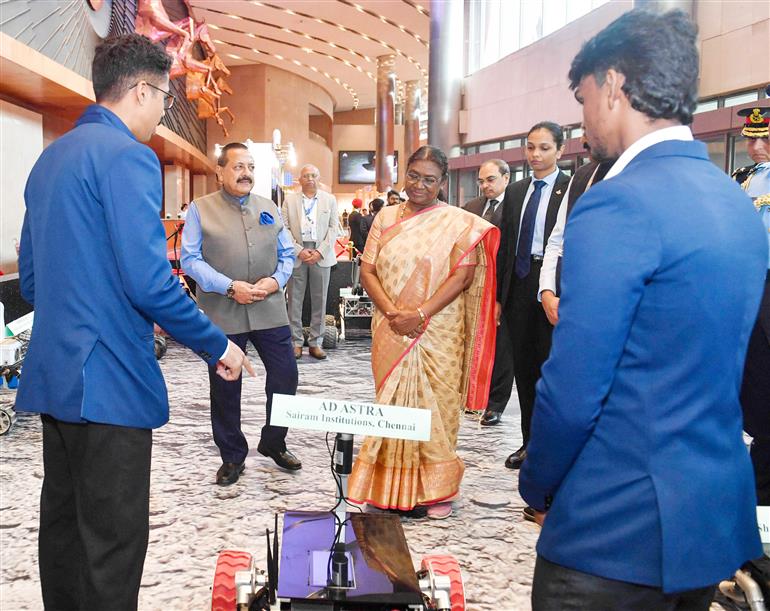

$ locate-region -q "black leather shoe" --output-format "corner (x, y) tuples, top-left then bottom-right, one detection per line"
(216, 461), (245, 486)
(480, 410), (502, 426)
(504, 446), (527, 470)
(257, 445), (302, 471)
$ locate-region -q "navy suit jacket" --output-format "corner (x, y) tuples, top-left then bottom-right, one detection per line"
(519, 139), (767, 592)
(17, 105), (227, 429)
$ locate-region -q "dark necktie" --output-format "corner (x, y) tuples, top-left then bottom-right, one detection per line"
(515, 180), (546, 278)
(483, 199), (499, 222)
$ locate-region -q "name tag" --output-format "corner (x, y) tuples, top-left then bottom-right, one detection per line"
(271, 394), (431, 441)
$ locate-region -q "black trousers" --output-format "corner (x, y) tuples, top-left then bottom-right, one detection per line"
(39, 414), (152, 611)
(209, 325), (298, 463)
(741, 273), (770, 505)
(506, 259), (554, 445)
(485, 313), (515, 414)
(532, 556), (715, 611)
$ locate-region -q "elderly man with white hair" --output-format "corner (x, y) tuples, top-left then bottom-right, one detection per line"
(282, 164), (341, 359)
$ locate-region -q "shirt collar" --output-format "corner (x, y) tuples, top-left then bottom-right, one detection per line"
(221, 188), (249, 206)
(530, 167), (560, 187)
(486, 190), (505, 205)
(605, 125), (693, 180)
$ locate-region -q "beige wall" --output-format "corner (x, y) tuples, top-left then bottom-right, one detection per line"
(461, 0), (770, 146)
(206, 64), (334, 188)
(462, 1), (631, 145)
(697, 0), (770, 97)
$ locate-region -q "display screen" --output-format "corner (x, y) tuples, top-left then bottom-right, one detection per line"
(338, 150), (398, 184)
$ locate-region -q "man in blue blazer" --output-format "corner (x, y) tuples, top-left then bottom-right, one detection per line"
(520, 10), (767, 609)
(17, 35), (251, 610)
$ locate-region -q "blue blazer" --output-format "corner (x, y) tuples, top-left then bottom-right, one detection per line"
(17, 105), (227, 429)
(519, 139), (767, 593)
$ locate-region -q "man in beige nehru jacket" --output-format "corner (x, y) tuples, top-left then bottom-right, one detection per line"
(282, 164), (341, 360)
(182, 142), (302, 485)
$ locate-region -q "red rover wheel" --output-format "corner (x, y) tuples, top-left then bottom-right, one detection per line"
(212, 550), (253, 611)
(420, 554), (465, 611)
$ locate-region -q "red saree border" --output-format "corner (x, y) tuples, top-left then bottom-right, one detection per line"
(450, 226), (500, 411)
(348, 489), (460, 511)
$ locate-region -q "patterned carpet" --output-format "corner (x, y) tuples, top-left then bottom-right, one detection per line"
(0, 336), (539, 610)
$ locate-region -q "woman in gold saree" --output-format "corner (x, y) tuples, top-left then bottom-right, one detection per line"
(347, 146), (500, 519)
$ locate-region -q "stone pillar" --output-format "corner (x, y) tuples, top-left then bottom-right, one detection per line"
(376, 54), (396, 191)
(404, 80), (422, 168)
(428, 0), (463, 156)
(163, 163), (184, 219)
(192, 174), (208, 199)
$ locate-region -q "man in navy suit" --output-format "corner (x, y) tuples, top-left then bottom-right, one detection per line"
(17, 34), (251, 610)
(520, 10), (767, 609)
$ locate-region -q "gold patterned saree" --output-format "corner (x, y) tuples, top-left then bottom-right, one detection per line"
(347, 203), (500, 510)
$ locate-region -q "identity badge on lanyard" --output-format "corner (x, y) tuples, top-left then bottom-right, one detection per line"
(303, 196), (317, 221)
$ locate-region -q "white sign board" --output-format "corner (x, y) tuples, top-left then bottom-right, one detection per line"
(271, 394), (431, 441)
(758, 506), (770, 547)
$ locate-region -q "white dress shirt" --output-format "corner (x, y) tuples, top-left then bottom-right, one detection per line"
(482, 189), (505, 218)
(300, 193), (318, 242)
(537, 125), (694, 301)
(604, 124), (693, 179)
(517, 167), (560, 256)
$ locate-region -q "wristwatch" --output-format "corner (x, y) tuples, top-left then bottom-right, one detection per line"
(226, 281), (235, 299)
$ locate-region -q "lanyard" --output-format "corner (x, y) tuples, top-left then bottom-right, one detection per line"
(303, 195), (317, 219)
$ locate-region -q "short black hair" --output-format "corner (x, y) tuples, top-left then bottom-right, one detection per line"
(568, 9), (698, 125)
(407, 145), (448, 178)
(217, 142), (249, 167)
(527, 121), (564, 149)
(387, 190), (400, 199)
(92, 34), (172, 103)
(369, 198), (385, 213)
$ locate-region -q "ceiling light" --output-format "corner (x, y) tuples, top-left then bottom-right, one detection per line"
(227, 53), (242, 59)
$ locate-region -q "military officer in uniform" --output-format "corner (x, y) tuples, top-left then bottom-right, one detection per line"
(733, 103), (770, 506)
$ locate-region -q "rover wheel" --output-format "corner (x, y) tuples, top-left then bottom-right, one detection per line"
(0, 408), (13, 436)
(421, 554), (465, 611)
(322, 324), (338, 349)
(211, 550), (252, 611)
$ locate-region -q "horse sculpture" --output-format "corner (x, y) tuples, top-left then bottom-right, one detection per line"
(135, 0), (235, 136)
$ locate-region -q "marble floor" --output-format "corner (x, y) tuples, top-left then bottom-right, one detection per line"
(0, 336), (540, 610)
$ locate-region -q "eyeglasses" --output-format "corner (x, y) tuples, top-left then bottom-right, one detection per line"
(301, 173), (318, 180)
(476, 175), (505, 186)
(130, 81), (175, 110)
(405, 171), (441, 188)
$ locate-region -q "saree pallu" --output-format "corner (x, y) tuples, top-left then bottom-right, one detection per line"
(347, 204), (500, 510)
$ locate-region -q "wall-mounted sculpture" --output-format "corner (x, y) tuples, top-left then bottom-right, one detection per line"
(135, 0), (235, 136)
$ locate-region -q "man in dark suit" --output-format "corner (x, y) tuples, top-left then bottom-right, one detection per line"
(17, 35), (251, 610)
(497, 123), (570, 466)
(520, 10), (766, 608)
(464, 159), (512, 425)
(347, 197), (367, 254)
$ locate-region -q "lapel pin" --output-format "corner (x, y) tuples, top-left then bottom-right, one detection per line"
(556, 189), (562, 195)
